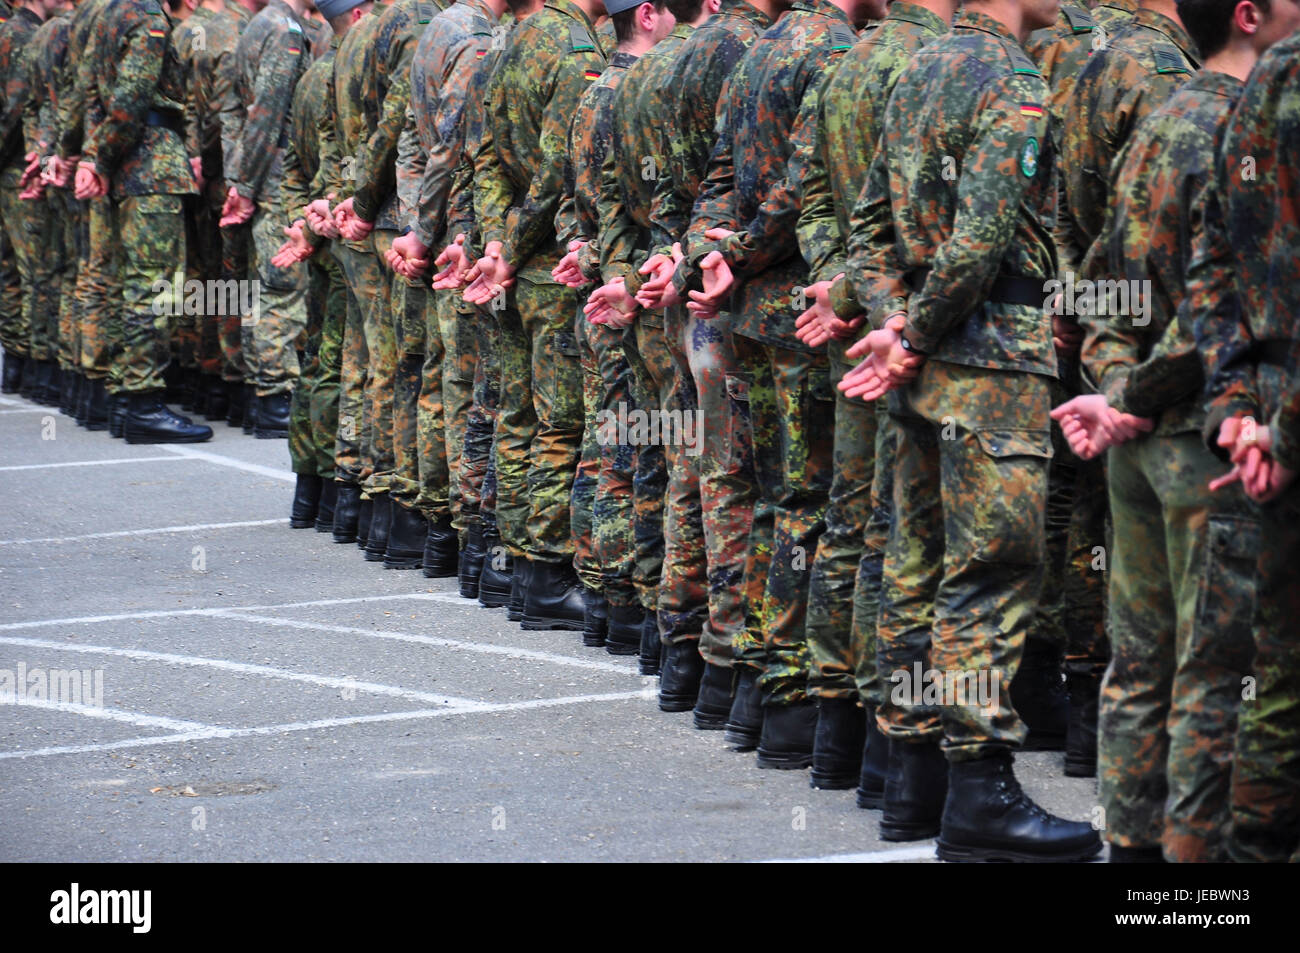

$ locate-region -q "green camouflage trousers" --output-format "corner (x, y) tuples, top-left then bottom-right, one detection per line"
(1100, 429), (1258, 861)
(418, 289), (475, 527)
(289, 243), (344, 478)
(191, 183), (227, 378)
(858, 404), (894, 713)
(459, 302), (499, 541)
(623, 315), (672, 615)
(244, 203), (307, 397)
(0, 173), (57, 362)
(114, 193), (186, 394)
(219, 220), (251, 383)
(50, 190), (79, 370)
(573, 311), (603, 593)
(392, 273), (427, 513)
(0, 203), (19, 358)
(78, 196), (122, 380)
(879, 361), (1051, 759)
(685, 310), (758, 670)
(329, 241), (369, 486)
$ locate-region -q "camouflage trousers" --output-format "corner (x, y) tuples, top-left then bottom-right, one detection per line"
(330, 242), (370, 487)
(685, 310), (758, 670)
(76, 196), (120, 379)
(806, 341), (879, 703)
(878, 361), (1051, 759)
(289, 243), (345, 478)
(858, 404), (894, 712)
(190, 188), (227, 378)
(1100, 429), (1258, 861)
(112, 193), (187, 394)
(623, 316), (671, 615)
(1230, 478), (1300, 862)
(416, 289), (475, 526)
(494, 274), (583, 564)
(0, 173), (58, 362)
(218, 220), (251, 383)
(573, 311), (603, 593)
(242, 203), (307, 397)
(459, 302), (500, 542)
(0, 205), (19, 358)
(172, 196), (201, 372)
(391, 274), (427, 513)
(50, 190), (79, 370)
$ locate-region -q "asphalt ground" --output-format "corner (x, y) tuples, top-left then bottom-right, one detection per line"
(0, 387), (1102, 862)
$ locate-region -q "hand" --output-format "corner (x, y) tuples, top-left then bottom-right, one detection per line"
(1053, 314), (1083, 355)
(838, 353), (897, 402)
(19, 151), (42, 189)
(686, 249), (734, 317)
(271, 221), (314, 269)
(219, 186), (255, 226)
(43, 154), (74, 187)
(795, 275), (861, 348)
(463, 240), (515, 304)
(584, 279), (638, 328)
(1049, 394), (1153, 460)
(73, 161), (108, 200)
(334, 197), (373, 241)
(189, 156), (205, 190)
(1207, 418), (1296, 501)
(305, 196), (339, 238)
(634, 244), (683, 310)
(551, 239), (588, 287)
(844, 312), (925, 383)
(386, 232), (430, 279)
(431, 234), (473, 290)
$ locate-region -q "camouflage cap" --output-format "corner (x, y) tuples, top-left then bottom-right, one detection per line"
(316, 0), (366, 18)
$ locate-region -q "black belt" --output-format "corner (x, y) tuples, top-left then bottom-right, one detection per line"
(1252, 339), (1292, 368)
(903, 267), (1046, 308)
(146, 109), (183, 134)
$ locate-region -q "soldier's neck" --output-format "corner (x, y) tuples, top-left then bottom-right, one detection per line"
(280, 0), (310, 16)
(1204, 41), (1258, 83)
(964, 0), (1032, 43)
(911, 0), (959, 25)
(569, 0), (605, 24)
(1139, 0), (1182, 25)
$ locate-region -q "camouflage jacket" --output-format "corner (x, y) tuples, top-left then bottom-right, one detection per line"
(225, 0), (315, 204)
(1083, 69), (1240, 435)
(685, 0), (857, 351)
(1191, 32), (1300, 468)
(555, 49), (636, 283)
(848, 7), (1055, 374)
(173, 6), (213, 160)
(800, 1), (948, 295)
(651, 0), (770, 249)
(56, 0), (112, 161)
(597, 23), (694, 292)
(1026, 5), (1093, 135)
(401, 0), (498, 248)
(0, 5), (40, 174)
(282, 36), (337, 240)
(351, 0), (448, 228)
(1091, 0), (1139, 40)
(21, 11), (68, 159)
(1059, 7), (1198, 279)
(473, 0), (606, 275)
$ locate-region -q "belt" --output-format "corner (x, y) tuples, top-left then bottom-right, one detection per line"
(145, 109), (183, 134)
(903, 267), (1046, 308)
(1252, 339), (1292, 368)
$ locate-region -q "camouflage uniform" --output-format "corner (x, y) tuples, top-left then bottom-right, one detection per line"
(682, 0), (856, 706)
(473, 0), (605, 564)
(796, 1), (948, 714)
(0, 0), (16, 366)
(1191, 31), (1300, 863)
(849, 8), (1056, 756)
(650, 0), (769, 670)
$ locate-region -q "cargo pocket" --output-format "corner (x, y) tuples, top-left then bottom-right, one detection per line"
(968, 428), (1052, 566)
(724, 373), (750, 470)
(1191, 514), (1259, 671)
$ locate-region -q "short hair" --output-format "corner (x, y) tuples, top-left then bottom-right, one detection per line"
(612, 0), (667, 44)
(666, 0), (704, 21)
(1176, 0), (1270, 57)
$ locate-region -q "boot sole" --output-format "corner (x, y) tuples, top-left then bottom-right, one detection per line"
(856, 786), (885, 810)
(1063, 757), (1097, 778)
(756, 749), (814, 770)
(604, 642), (639, 657)
(658, 692), (698, 713)
(332, 532), (358, 544)
(383, 556), (423, 570)
(422, 564), (458, 578)
(123, 433), (212, 444)
(315, 522), (335, 534)
(582, 634), (607, 647)
(724, 725), (761, 751)
(289, 518), (317, 529)
(477, 587), (511, 609)
(1021, 731), (1066, 752)
(641, 661), (661, 677)
(693, 710), (728, 731)
(520, 615), (585, 632)
(935, 838), (1102, 863)
(458, 579), (481, 599)
(254, 430), (288, 439)
(880, 818), (941, 841)
(809, 769), (859, 790)
(363, 550), (387, 562)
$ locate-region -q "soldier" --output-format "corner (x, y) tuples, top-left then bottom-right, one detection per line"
(1191, 21), (1300, 865)
(793, 0), (952, 802)
(464, 0), (608, 629)
(0, 0), (18, 393)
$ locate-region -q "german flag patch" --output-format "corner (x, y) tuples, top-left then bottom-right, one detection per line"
(147, 27), (167, 38)
(1019, 103), (1044, 118)
(583, 68), (601, 80)
(476, 48), (487, 58)
(288, 46), (301, 54)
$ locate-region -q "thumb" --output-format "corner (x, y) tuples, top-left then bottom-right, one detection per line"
(1218, 418), (1240, 447)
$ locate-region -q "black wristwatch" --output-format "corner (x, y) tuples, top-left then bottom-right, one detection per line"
(900, 334), (927, 355)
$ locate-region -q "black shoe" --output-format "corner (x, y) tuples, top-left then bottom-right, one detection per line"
(458, 524), (485, 598)
(660, 640), (706, 711)
(242, 383), (256, 434)
(123, 392), (214, 444)
(1011, 639), (1068, 751)
(87, 381), (110, 432)
(581, 588), (608, 647)
(364, 494), (392, 562)
(724, 668), (764, 751)
(756, 698), (818, 770)
(521, 561), (585, 631)
(180, 368), (199, 412)
(75, 377), (92, 426)
(60, 370), (79, 416)
(254, 392), (291, 439)
(1065, 673), (1100, 777)
(163, 362), (185, 403)
(290, 474), (323, 528)
(356, 498), (374, 549)
(315, 480), (338, 533)
(856, 706), (889, 809)
(936, 751), (1102, 862)
(1, 353), (23, 393)
(19, 357), (38, 398)
(880, 739), (947, 840)
(641, 616), (665, 677)
(507, 558), (531, 622)
(203, 376), (229, 421)
(421, 514), (457, 577)
(694, 663), (733, 731)
(477, 531), (513, 608)
(34, 361), (58, 406)
(225, 381), (245, 428)
(385, 502), (427, 570)
(810, 697), (866, 790)
(604, 603), (643, 656)
(1109, 845), (1165, 863)
(332, 482), (362, 543)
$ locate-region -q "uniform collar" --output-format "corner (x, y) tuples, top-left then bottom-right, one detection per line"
(887, 1), (949, 34)
(669, 21), (694, 40)
(953, 7), (1019, 44)
(1185, 68), (1243, 97)
(547, 0), (599, 37)
(461, 0), (498, 24)
(1132, 6), (1199, 62)
(1098, 0), (1139, 14)
(719, 0), (774, 30)
(792, 0), (855, 26)
(610, 49), (639, 68)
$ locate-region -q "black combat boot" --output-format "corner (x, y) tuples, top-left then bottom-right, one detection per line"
(1, 352), (23, 393)
(660, 639), (707, 710)
(203, 376), (229, 420)
(242, 383), (257, 434)
(856, 706), (890, 809)
(30, 360), (54, 404)
(315, 479), (338, 533)
(936, 751), (1102, 862)
(581, 588), (608, 647)
(522, 561), (585, 631)
(1109, 845), (1165, 863)
(477, 530), (513, 608)
(180, 368), (199, 411)
(507, 558), (531, 622)
(604, 603), (643, 656)
(421, 514), (457, 577)
(693, 663), (733, 731)
(87, 382), (110, 432)
(642, 616), (667, 678)
(163, 362), (185, 403)
(457, 524), (485, 598)
(60, 370), (79, 416)
(1010, 638), (1068, 751)
(364, 494), (392, 561)
(124, 392), (214, 444)
(332, 482), (362, 543)
(810, 697), (866, 790)
(290, 474), (322, 528)
(356, 498), (374, 549)
(75, 376), (92, 426)
(880, 739), (947, 840)
(254, 392), (291, 438)
(385, 502), (427, 570)
(756, 698), (818, 770)
(1064, 672), (1101, 777)
(225, 381), (245, 428)
(19, 357), (37, 398)
(724, 667), (764, 751)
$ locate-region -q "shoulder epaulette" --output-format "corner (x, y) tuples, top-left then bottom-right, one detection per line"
(469, 11), (492, 37)
(1008, 43), (1042, 76)
(569, 22), (596, 53)
(1062, 6), (1094, 33)
(827, 22), (856, 51)
(1153, 43), (1191, 74)
(415, 1), (437, 25)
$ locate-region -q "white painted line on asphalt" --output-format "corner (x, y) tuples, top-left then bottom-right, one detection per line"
(0, 394), (24, 406)
(757, 844), (937, 863)
(0, 407), (52, 415)
(215, 611), (638, 676)
(0, 690), (647, 760)
(11, 697), (215, 733)
(158, 443), (297, 482)
(0, 635), (487, 709)
(0, 455), (186, 473)
(0, 517), (289, 547)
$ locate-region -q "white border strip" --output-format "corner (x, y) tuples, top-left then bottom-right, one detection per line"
(0, 518), (288, 546)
